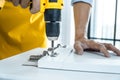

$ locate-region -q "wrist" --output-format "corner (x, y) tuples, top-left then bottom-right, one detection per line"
(75, 32), (87, 41)
(75, 36), (87, 42)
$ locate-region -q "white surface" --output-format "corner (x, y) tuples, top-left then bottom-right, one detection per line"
(38, 47), (120, 74)
(0, 48), (120, 80)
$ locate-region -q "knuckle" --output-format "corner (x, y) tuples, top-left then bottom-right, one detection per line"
(30, 6), (40, 13)
(99, 44), (105, 49)
(20, 0), (30, 8)
(13, 2), (19, 6)
(107, 43), (113, 47)
(12, 0), (19, 6)
(103, 43), (113, 47)
(21, 4), (28, 8)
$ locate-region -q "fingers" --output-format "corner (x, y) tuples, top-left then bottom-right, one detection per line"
(11, 0), (19, 6)
(74, 41), (84, 55)
(20, 0), (30, 8)
(30, 0), (40, 14)
(103, 43), (120, 56)
(74, 39), (120, 57)
(74, 40), (110, 57)
(10, 0), (40, 14)
(87, 40), (110, 57)
(99, 44), (110, 57)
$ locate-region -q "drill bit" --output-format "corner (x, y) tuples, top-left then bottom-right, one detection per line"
(51, 40), (54, 55)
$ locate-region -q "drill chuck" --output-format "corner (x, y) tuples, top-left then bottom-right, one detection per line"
(44, 0), (63, 55)
(46, 21), (60, 41)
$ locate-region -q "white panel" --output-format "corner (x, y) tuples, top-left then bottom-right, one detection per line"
(38, 47), (120, 74)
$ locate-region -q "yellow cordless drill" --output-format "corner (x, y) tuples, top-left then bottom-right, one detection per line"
(43, 0), (63, 54)
(31, 0), (63, 54)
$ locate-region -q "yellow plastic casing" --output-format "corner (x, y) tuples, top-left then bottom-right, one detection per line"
(41, 0), (63, 10)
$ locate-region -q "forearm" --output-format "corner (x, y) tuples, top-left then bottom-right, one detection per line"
(73, 2), (91, 41)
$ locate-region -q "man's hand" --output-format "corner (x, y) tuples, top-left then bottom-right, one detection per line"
(74, 38), (120, 57)
(73, 2), (120, 57)
(8, 0), (40, 13)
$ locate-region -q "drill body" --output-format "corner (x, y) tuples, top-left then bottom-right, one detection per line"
(41, 0), (63, 41)
(41, 0), (63, 53)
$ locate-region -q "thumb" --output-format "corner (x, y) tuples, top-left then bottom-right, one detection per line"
(30, 0), (40, 14)
(74, 41), (84, 55)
